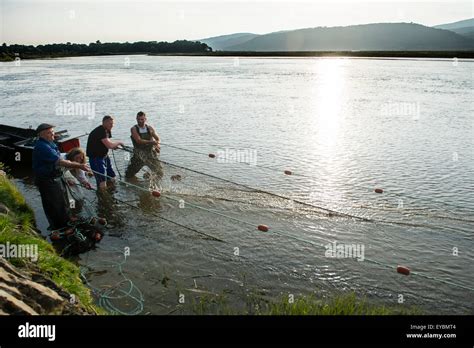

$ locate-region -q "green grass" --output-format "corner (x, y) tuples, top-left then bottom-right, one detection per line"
(189, 291), (421, 315)
(0, 168), (105, 314)
(266, 293), (421, 315)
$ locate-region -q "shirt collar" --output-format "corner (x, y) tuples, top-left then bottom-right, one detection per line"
(38, 137), (57, 148)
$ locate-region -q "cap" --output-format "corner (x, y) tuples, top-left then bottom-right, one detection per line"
(36, 123), (55, 134)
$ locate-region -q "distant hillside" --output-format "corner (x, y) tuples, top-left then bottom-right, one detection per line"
(434, 18), (474, 30)
(434, 18), (474, 40)
(224, 23), (474, 51)
(199, 33), (259, 50)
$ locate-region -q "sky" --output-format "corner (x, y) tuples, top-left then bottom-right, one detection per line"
(1, 0), (473, 45)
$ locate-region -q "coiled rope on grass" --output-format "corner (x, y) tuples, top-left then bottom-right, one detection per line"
(80, 246), (145, 315)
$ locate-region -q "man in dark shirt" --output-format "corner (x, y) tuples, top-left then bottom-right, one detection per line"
(32, 123), (90, 230)
(86, 115), (123, 190)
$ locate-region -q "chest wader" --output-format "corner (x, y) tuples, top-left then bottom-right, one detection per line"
(35, 169), (70, 230)
(125, 125), (163, 179)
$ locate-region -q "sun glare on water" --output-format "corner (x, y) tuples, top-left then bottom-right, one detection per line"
(312, 58), (348, 148)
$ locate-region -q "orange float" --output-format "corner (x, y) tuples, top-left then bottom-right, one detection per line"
(151, 190), (161, 198)
(284, 170), (292, 175)
(50, 231), (61, 241)
(397, 265), (410, 275)
(257, 224), (269, 232)
(208, 153), (216, 158)
(374, 188), (384, 194)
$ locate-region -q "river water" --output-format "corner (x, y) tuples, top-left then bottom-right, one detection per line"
(1, 55), (473, 314)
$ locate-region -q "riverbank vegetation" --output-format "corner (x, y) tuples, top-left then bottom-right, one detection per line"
(189, 292), (421, 315)
(0, 40), (212, 61)
(0, 164), (102, 314)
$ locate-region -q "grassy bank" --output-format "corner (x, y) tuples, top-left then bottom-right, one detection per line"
(265, 293), (420, 315)
(188, 291), (421, 315)
(0, 166), (103, 314)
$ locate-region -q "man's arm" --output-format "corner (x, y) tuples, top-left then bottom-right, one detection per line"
(101, 137), (124, 149)
(58, 159), (90, 172)
(148, 126), (160, 152)
(148, 126), (160, 143)
(40, 144), (89, 172)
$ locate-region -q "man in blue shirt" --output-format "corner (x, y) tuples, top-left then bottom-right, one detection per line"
(32, 123), (90, 230)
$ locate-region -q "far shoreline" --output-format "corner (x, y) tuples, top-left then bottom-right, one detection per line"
(2, 50), (474, 62)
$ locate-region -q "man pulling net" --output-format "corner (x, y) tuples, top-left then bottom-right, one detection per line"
(125, 111), (163, 180)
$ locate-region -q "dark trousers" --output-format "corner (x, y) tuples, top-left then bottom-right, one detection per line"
(35, 177), (69, 230)
(125, 149), (163, 178)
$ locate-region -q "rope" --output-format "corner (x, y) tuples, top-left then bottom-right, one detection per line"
(87, 157), (474, 293)
(160, 142), (471, 213)
(113, 196), (225, 242)
(80, 247), (144, 315)
(112, 149), (122, 180)
(116, 146), (472, 237)
(66, 172), (225, 242)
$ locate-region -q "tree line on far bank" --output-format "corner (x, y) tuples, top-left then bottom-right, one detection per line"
(0, 40), (212, 60)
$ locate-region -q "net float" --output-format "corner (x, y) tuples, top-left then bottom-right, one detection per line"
(50, 231), (61, 241)
(151, 190), (161, 198)
(97, 218), (107, 225)
(284, 170), (292, 175)
(65, 228), (74, 236)
(397, 265), (410, 275)
(94, 232), (102, 241)
(208, 153), (216, 158)
(258, 224), (269, 232)
(374, 188), (384, 194)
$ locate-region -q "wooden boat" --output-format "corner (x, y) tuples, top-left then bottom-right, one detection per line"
(0, 124), (82, 166)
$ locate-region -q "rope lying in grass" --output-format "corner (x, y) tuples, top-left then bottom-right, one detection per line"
(80, 247), (144, 315)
